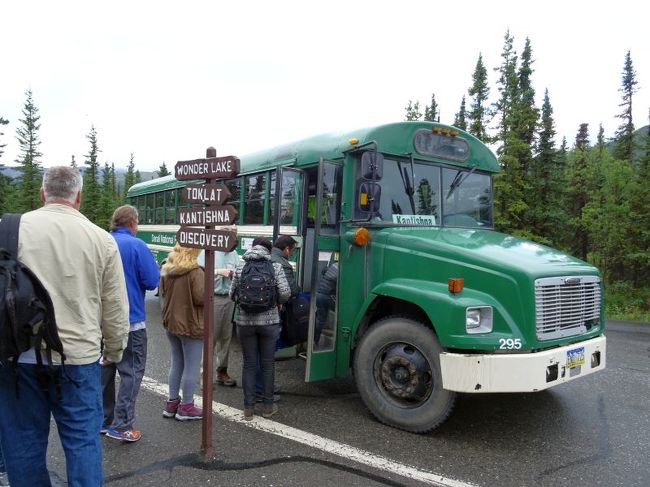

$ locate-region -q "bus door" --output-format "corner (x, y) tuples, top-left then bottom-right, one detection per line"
(304, 159), (343, 381)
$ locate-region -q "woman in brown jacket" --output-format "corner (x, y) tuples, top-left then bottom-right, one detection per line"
(159, 244), (204, 420)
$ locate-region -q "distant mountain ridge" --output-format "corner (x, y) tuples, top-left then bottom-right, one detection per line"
(0, 165), (158, 188)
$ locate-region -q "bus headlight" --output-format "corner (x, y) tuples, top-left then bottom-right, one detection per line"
(466, 306), (493, 334)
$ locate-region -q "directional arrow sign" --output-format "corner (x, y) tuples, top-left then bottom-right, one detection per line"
(175, 156), (240, 180)
(181, 183), (231, 205)
(176, 228), (238, 252)
(178, 206), (238, 226)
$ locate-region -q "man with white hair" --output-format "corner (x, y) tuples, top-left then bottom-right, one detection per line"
(0, 166), (129, 487)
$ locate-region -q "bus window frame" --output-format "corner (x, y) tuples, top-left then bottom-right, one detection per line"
(272, 166), (305, 242)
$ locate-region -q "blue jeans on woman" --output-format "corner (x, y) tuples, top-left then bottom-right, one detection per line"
(238, 324), (279, 408)
(0, 362), (103, 487)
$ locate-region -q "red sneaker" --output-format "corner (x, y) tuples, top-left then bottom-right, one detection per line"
(175, 401), (203, 421)
(163, 398), (181, 418)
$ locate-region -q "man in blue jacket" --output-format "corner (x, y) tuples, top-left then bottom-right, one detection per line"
(102, 205), (160, 442)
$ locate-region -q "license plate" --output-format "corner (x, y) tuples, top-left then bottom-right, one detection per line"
(567, 346), (585, 369)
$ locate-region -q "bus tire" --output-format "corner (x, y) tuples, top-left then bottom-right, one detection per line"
(353, 315), (457, 433)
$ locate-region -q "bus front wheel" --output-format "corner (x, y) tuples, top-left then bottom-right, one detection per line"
(353, 316), (457, 433)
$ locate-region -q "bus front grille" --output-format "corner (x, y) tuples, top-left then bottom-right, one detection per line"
(534, 276), (601, 340)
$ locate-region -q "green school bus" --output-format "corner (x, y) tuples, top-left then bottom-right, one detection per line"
(127, 121), (606, 432)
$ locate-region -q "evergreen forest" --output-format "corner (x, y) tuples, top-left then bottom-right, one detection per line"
(1, 32), (648, 321)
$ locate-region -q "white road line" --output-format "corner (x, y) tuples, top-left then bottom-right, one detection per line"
(140, 376), (477, 487)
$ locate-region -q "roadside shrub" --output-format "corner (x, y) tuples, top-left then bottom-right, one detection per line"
(605, 282), (650, 323)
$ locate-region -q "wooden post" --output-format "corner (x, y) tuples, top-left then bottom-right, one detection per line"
(174, 145), (239, 461)
(201, 146), (217, 460)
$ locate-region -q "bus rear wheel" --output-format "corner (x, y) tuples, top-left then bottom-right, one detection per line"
(353, 316), (457, 433)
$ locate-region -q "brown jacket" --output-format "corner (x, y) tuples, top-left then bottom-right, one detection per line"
(160, 264), (205, 339)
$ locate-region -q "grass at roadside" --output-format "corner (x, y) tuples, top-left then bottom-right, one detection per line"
(605, 282), (650, 323)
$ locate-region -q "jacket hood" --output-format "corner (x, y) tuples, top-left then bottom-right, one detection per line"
(243, 245), (271, 262)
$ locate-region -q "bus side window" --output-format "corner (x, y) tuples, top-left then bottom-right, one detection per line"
(155, 191), (165, 224)
(305, 169), (318, 227)
(225, 177), (241, 224)
(164, 189), (175, 224)
(244, 173), (266, 224)
(305, 165), (342, 232)
(145, 194), (154, 224)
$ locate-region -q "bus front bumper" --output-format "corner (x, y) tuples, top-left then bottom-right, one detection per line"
(439, 335), (606, 393)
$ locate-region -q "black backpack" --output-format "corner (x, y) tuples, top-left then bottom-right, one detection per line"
(283, 295), (310, 346)
(0, 214), (65, 377)
(237, 259), (277, 313)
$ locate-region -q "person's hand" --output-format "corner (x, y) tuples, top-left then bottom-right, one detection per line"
(217, 268), (233, 278)
(101, 357), (113, 367)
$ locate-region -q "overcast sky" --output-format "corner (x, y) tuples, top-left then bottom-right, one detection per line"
(1, 0), (648, 172)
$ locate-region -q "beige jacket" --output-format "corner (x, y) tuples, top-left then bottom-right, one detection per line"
(18, 204), (129, 364)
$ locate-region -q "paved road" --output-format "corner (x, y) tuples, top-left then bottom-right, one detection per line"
(44, 294), (650, 486)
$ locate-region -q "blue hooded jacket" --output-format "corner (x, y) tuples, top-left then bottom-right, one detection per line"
(110, 227), (160, 326)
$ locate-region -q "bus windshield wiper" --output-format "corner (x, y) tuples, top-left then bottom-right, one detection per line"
(397, 156), (416, 214)
(446, 165), (477, 200)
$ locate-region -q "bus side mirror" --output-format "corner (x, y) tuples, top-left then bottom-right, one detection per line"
(358, 182), (381, 213)
(361, 152), (384, 180)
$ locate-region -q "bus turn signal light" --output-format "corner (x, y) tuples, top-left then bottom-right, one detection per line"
(448, 278), (464, 294)
(353, 227), (371, 246)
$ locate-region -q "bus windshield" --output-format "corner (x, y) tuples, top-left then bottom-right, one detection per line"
(356, 157), (493, 228)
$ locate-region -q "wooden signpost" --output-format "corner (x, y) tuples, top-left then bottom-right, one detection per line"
(175, 147), (240, 460)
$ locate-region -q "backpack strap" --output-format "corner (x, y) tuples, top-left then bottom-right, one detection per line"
(0, 213), (21, 258)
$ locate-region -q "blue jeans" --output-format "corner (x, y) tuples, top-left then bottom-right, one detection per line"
(102, 329), (147, 430)
(0, 362), (103, 487)
(238, 324), (279, 408)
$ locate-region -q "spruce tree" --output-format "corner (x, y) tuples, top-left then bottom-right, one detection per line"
(135, 170), (142, 184)
(613, 51), (638, 162)
(515, 38), (538, 170)
(123, 153), (136, 199)
(493, 30), (519, 147)
(564, 124), (592, 260)
(99, 162), (114, 229)
(454, 96), (468, 130)
(513, 38), (539, 237)
(423, 94), (438, 122)
(492, 32), (527, 235)
(158, 162), (170, 177)
(529, 89), (560, 243)
(70, 155), (77, 168)
(594, 148), (633, 282)
(110, 163), (117, 204)
(0, 172), (11, 214)
(0, 116), (8, 159)
(80, 126), (101, 224)
(627, 114), (650, 285)
(596, 124), (606, 153)
(404, 100), (422, 121)
(554, 136), (570, 250)
(15, 89), (43, 212)
(467, 53), (490, 141)
(0, 116), (9, 212)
